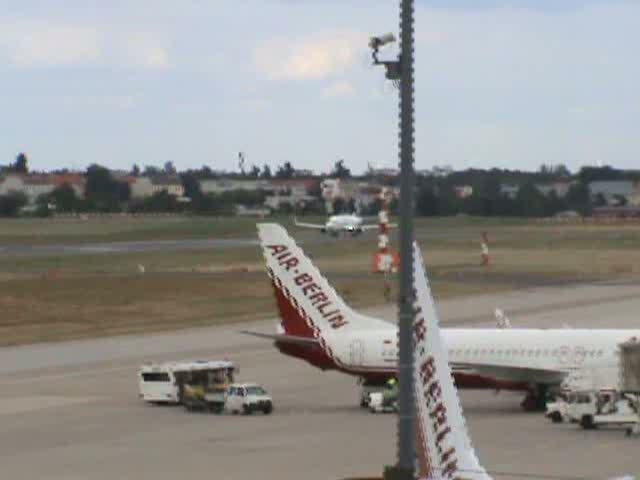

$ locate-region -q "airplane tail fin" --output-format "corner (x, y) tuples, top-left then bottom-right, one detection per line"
(412, 242), (491, 480)
(258, 223), (389, 340)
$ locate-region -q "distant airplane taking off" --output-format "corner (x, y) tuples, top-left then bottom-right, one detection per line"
(294, 213), (393, 237)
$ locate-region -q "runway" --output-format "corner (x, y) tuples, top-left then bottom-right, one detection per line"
(0, 228), (477, 258)
(0, 238), (260, 257)
(1, 280), (639, 479)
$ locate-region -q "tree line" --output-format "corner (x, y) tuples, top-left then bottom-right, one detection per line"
(415, 176), (591, 218)
(1, 154), (638, 217)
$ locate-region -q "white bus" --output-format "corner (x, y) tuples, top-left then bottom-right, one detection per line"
(138, 360), (235, 404)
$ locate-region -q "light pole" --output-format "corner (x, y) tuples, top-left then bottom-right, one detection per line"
(369, 1), (416, 479)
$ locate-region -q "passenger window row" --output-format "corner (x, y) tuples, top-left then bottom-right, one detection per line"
(447, 348), (604, 358)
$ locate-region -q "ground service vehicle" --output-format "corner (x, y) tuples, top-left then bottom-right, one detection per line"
(369, 391), (397, 414)
(369, 378), (398, 414)
(568, 390), (636, 429)
(358, 378), (388, 408)
(225, 383), (273, 415)
(182, 383), (228, 413)
(183, 382), (273, 415)
(545, 339), (640, 431)
(138, 360), (235, 404)
(545, 390), (571, 423)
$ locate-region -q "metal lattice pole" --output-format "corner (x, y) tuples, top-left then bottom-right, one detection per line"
(369, 1), (416, 478)
(396, 0), (416, 477)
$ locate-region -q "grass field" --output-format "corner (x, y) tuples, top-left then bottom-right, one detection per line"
(0, 215), (294, 245)
(1, 215), (639, 346)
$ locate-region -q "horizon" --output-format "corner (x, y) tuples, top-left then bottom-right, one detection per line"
(3, 160), (639, 179)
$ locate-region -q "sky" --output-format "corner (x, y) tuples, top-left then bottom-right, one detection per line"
(0, 0), (638, 174)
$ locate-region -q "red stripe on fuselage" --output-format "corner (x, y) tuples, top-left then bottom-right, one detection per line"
(274, 342), (336, 371)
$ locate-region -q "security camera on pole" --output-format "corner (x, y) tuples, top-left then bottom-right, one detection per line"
(369, 1), (417, 478)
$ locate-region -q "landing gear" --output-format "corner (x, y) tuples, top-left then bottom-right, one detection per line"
(521, 385), (549, 412)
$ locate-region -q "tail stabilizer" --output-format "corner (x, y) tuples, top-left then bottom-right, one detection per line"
(240, 330), (320, 346)
(412, 242), (491, 480)
(258, 223), (389, 340)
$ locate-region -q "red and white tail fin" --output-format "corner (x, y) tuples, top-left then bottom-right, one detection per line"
(258, 223), (389, 339)
(412, 242), (491, 480)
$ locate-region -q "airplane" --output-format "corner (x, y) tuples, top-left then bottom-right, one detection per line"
(294, 213), (389, 236)
(411, 241), (633, 480)
(245, 223), (640, 411)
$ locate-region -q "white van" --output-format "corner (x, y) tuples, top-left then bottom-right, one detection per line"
(138, 360), (235, 404)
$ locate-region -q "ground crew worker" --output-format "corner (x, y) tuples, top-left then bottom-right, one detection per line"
(382, 377), (399, 407)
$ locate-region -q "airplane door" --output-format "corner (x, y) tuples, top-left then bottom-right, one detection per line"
(350, 340), (365, 366)
(573, 346), (586, 366)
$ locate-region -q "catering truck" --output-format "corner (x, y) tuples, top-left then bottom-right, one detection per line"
(545, 339), (640, 432)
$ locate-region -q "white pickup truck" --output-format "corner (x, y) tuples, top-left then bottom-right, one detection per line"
(225, 383), (273, 415)
(546, 389), (639, 430)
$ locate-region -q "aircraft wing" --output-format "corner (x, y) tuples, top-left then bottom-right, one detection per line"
(240, 330), (320, 346)
(360, 222), (397, 231)
(451, 362), (567, 385)
(293, 218), (325, 229)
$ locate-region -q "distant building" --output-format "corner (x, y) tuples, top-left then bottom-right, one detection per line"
(500, 184), (520, 199)
(431, 165), (453, 177)
(535, 181), (572, 198)
(264, 193), (315, 210)
(151, 175), (184, 197)
(588, 181), (634, 206)
(0, 173), (85, 204)
(268, 179), (317, 197)
(592, 206), (640, 218)
(199, 179), (275, 195)
(369, 168), (400, 177)
(129, 177), (154, 199)
(235, 205), (271, 217)
(629, 183), (640, 207)
(554, 210), (581, 219)
(358, 184), (395, 209)
(292, 169), (314, 177)
(452, 185), (473, 199)
(264, 179), (317, 210)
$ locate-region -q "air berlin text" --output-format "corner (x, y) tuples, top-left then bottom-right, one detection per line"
(415, 311), (460, 480)
(267, 244), (348, 329)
